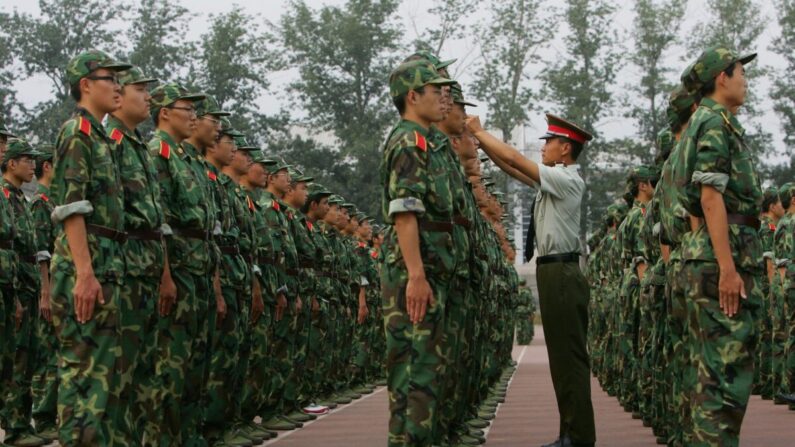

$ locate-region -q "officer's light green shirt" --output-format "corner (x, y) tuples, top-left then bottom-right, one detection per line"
(534, 163), (584, 257)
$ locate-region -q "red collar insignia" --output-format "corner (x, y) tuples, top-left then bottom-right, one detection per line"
(207, 170), (217, 181)
(159, 141), (171, 159)
(247, 195), (255, 210)
(110, 128), (123, 145)
(272, 200), (280, 211)
(414, 130), (427, 152)
(78, 116), (91, 136)
(769, 223), (776, 231)
(2, 188), (9, 199)
(307, 221), (314, 231)
(40, 193), (49, 202)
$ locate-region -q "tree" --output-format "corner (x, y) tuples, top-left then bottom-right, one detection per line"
(769, 0), (795, 183)
(411, 0), (477, 58)
(194, 7), (279, 139)
(0, 0), (121, 141)
(470, 0), (549, 144)
(123, 0), (195, 82)
(0, 16), (21, 127)
(541, 0), (622, 237)
(280, 0), (402, 217)
(627, 0), (685, 155)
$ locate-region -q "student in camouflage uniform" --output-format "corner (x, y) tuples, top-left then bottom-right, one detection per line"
(51, 49), (131, 446)
(678, 47), (762, 446)
(773, 183), (795, 405)
(147, 82), (212, 447)
(29, 144), (57, 442)
(380, 59), (455, 447)
(2, 139), (45, 447)
(757, 186), (784, 400)
(516, 280), (535, 345)
(105, 66), (165, 446)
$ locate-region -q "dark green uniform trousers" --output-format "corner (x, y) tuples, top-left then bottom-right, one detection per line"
(537, 260), (595, 446)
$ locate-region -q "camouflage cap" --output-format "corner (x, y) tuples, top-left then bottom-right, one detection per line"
(762, 186), (780, 209)
(0, 116), (17, 139)
(667, 83), (696, 128)
(341, 202), (357, 211)
(249, 150), (277, 165)
(451, 82), (477, 107)
(219, 122), (244, 138)
(404, 50), (457, 70)
(287, 166), (314, 183)
(233, 135), (259, 150)
(3, 138), (39, 164)
(117, 66), (158, 87)
(35, 143), (55, 162)
(195, 95), (231, 117)
(66, 49), (132, 86)
(149, 82), (206, 117)
(606, 202), (629, 223)
(389, 60), (455, 98)
(328, 194), (344, 205)
(307, 182), (332, 200)
(628, 165), (658, 183)
(264, 157), (289, 174)
(689, 46), (756, 90)
(779, 182), (795, 202)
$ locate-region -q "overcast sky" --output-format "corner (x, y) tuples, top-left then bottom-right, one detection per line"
(2, 0), (788, 161)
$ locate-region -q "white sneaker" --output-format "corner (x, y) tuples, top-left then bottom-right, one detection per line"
(303, 403), (330, 415)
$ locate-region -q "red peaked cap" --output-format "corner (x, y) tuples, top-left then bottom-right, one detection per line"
(539, 113), (593, 144)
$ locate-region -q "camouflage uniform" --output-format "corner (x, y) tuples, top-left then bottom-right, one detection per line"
(773, 185), (795, 399)
(516, 287), (535, 345)
(679, 48), (762, 446)
(380, 59), (455, 446)
(0, 120), (18, 441)
(757, 195), (778, 399)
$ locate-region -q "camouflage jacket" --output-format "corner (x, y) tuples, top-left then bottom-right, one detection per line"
(617, 200), (648, 270)
(0, 191), (15, 285)
(380, 119), (455, 280)
(259, 190), (295, 296)
(680, 98), (763, 271)
(246, 187), (277, 302)
(107, 115), (165, 279)
(215, 171), (250, 288)
(286, 204), (317, 299)
(52, 107), (124, 283)
(774, 213), (794, 282)
(2, 179), (38, 292)
(30, 183), (54, 264)
(313, 220), (337, 302)
(759, 215), (777, 261)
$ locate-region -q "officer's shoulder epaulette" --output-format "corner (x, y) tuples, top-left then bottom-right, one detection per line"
(158, 140), (171, 159)
(109, 128), (124, 145)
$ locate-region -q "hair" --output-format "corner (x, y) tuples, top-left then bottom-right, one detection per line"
(393, 86), (426, 115)
(34, 159), (50, 178)
(762, 193), (780, 213)
(672, 107), (695, 134)
(153, 109), (162, 126)
(570, 140), (584, 160)
(70, 82), (82, 101)
(699, 62), (737, 98)
(0, 161), (6, 173)
(781, 189), (795, 210)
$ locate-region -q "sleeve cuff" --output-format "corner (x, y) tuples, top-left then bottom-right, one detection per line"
(252, 265), (262, 275)
(692, 171), (729, 193)
(388, 197), (426, 216)
(652, 222), (661, 237)
(276, 285), (288, 294)
(51, 200), (93, 223)
(35, 251), (51, 262)
(776, 259), (789, 268)
(360, 275), (369, 286)
(160, 223), (173, 236)
(212, 221), (223, 236)
(763, 251), (774, 260)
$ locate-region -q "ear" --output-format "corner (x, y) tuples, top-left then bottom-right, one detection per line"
(560, 139), (572, 158)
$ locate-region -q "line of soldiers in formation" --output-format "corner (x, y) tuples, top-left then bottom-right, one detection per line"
(0, 47), (535, 447)
(586, 46), (795, 447)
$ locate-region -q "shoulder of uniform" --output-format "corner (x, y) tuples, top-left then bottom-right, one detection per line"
(108, 127), (124, 145)
(387, 126), (428, 153)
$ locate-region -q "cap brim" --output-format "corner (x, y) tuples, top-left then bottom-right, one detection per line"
(436, 58), (457, 70)
(237, 146), (261, 151)
(297, 176), (314, 183)
(738, 53), (757, 65)
(127, 77), (159, 85)
(178, 94), (207, 102)
(208, 111), (232, 117)
(427, 76), (456, 87)
(100, 62), (134, 72)
(0, 129), (18, 138)
(455, 99), (478, 107)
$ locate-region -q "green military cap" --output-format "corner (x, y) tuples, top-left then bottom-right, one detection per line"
(689, 46), (756, 90)
(150, 82), (206, 118)
(195, 94), (231, 118)
(779, 183), (795, 202)
(492, 191), (505, 197)
(219, 118), (245, 137)
(287, 166), (314, 183)
(249, 150), (277, 165)
(404, 50), (457, 70)
(328, 194), (344, 205)
(762, 186), (780, 209)
(628, 165), (658, 182)
(540, 113), (593, 144)
(233, 135), (258, 150)
(264, 157), (289, 174)
(519, 278), (527, 286)
(389, 59), (455, 98)
(35, 143), (55, 162)
(499, 199), (508, 206)
(606, 202), (629, 223)
(307, 182), (333, 200)
(666, 83), (696, 127)
(0, 116), (17, 139)
(451, 82), (477, 107)
(117, 66), (158, 87)
(3, 138), (39, 163)
(342, 202), (357, 211)
(66, 49), (132, 86)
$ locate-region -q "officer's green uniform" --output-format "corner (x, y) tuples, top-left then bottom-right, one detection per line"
(380, 59), (455, 446)
(28, 145), (58, 438)
(2, 140), (42, 442)
(679, 47), (762, 446)
(147, 83), (213, 447)
(50, 49), (131, 446)
(105, 67), (164, 446)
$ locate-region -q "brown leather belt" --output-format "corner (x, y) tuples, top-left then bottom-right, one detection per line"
(171, 227), (209, 240)
(86, 224), (127, 243)
(726, 214), (760, 230)
(419, 219), (454, 233)
(453, 215), (472, 229)
(219, 245), (239, 255)
(126, 229), (162, 241)
(0, 240), (12, 250)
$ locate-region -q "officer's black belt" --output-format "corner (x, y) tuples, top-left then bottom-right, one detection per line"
(418, 219), (454, 233)
(86, 224), (128, 243)
(170, 227), (210, 240)
(126, 229), (162, 241)
(536, 252), (580, 265)
(219, 245), (240, 255)
(19, 255), (37, 264)
(726, 214), (760, 230)
(0, 240), (12, 250)
(453, 215), (472, 229)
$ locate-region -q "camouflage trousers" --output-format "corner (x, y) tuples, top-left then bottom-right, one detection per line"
(3, 286), (39, 437)
(284, 292), (311, 411)
(306, 299), (330, 400)
(683, 261), (761, 447)
(352, 300), (375, 386)
(0, 285), (12, 426)
(204, 282), (250, 440)
(780, 282), (795, 394)
(617, 269), (640, 410)
(382, 266), (450, 447)
(368, 293), (387, 379)
(665, 257), (691, 447)
(117, 276), (159, 446)
(51, 272), (122, 447)
(516, 314), (534, 345)
(240, 301), (272, 422)
(151, 268), (214, 447)
(770, 278), (787, 397)
(261, 295), (298, 421)
(754, 279), (773, 397)
(31, 305), (58, 432)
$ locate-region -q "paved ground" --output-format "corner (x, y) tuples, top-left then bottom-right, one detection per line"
(3, 327), (792, 445)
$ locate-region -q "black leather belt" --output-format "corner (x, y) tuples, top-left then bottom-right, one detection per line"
(0, 240), (12, 250)
(19, 255), (37, 264)
(453, 215), (472, 229)
(219, 245), (240, 255)
(419, 219), (454, 233)
(86, 224), (127, 243)
(171, 227), (209, 240)
(537, 252), (580, 265)
(126, 229), (162, 241)
(726, 214), (760, 230)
